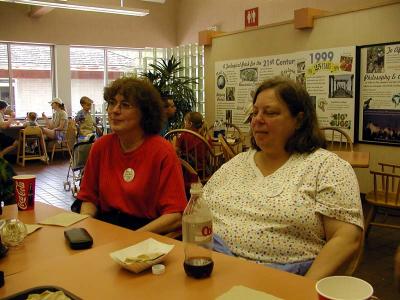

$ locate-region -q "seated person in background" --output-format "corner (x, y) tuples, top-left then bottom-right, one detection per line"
(203, 77), (363, 280)
(160, 96), (176, 136)
(0, 156), (16, 204)
(176, 111), (212, 169)
(75, 96), (96, 141)
(41, 98), (68, 141)
(23, 112), (40, 153)
(0, 100), (18, 158)
(23, 112), (39, 127)
(76, 77), (187, 234)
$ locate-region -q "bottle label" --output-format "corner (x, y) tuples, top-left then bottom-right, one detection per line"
(183, 220), (212, 244)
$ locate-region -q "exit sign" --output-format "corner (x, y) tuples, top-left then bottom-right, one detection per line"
(245, 7), (258, 28)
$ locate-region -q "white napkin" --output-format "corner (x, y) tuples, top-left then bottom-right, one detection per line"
(216, 286), (282, 300)
(110, 238), (174, 273)
(38, 212), (89, 227)
(25, 224), (43, 235)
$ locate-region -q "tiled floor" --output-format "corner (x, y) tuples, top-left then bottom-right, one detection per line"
(11, 158), (400, 299)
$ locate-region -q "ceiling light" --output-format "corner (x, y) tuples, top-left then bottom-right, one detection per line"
(0, 0), (149, 16)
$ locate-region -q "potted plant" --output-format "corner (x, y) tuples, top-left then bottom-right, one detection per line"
(141, 56), (198, 129)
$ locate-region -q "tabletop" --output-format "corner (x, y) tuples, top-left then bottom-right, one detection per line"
(332, 150), (370, 168)
(0, 202), (318, 300)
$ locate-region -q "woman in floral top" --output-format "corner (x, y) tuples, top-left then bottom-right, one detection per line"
(204, 77), (363, 280)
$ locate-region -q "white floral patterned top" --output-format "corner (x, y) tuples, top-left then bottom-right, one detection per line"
(203, 148), (364, 264)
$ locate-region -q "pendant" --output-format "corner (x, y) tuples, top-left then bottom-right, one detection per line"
(123, 168), (135, 182)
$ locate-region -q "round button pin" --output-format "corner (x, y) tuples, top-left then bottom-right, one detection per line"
(123, 168), (135, 182)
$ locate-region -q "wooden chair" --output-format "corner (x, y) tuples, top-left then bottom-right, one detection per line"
(320, 126), (353, 151)
(218, 134), (236, 162)
(208, 122), (244, 153)
(165, 129), (223, 184)
(364, 163), (400, 237)
(49, 119), (77, 161)
(16, 126), (49, 167)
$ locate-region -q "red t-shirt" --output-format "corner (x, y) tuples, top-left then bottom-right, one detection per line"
(77, 134), (187, 219)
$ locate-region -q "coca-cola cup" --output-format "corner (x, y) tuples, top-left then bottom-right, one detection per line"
(13, 175), (36, 211)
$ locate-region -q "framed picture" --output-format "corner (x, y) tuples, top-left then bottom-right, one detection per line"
(358, 41), (400, 146)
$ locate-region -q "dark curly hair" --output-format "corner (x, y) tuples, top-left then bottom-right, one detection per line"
(104, 77), (165, 135)
(250, 77), (326, 153)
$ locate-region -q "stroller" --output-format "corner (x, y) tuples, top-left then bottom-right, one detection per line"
(63, 136), (95, 197)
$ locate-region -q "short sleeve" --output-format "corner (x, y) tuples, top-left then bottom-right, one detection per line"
(315, 156), (364, 229)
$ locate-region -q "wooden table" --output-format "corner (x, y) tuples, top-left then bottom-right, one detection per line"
(0, 203), (318, 299)
(332, 150), (370, 168)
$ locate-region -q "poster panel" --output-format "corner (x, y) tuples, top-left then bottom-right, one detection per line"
(359, 42), (400, 145)
(299, 46), (356, 141)
(215, 53), (296, 132)
(214, 46), (356, 140)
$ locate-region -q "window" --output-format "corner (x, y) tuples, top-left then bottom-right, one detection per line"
(0, 43), (54, 118)
(69, 45), (204, 123)
(168, 44), (204, 114)
(0, 44), (10, 106)
(70, 47), (105, 116)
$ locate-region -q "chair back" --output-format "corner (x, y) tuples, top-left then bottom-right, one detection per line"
(378, 162), (400, 174)
(165, 129), (223, 184)
(369, 170), (400, 206)
(208, 122), (244, 152)
(320, 126), (353, 151)
(49, 119), (77, 161)
(218, 134), (236, 161)
(23, 126), (42, 136)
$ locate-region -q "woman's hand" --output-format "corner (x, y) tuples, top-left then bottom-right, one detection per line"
(80, 202), (98, 217)
(305, 216), (362, 280)
(136, 212), (182, 234)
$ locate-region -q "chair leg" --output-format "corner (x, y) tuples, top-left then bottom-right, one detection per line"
(364, 204), (376, 241)
(51, 143), (56, 162)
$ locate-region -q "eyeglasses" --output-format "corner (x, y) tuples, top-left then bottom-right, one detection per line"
(107, 99), (135, 111)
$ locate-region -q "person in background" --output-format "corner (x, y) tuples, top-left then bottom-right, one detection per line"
(23, 112), (40, 153)
(23, 112), (39, 127)
(75, 77), (187, 234)
(0, 100), (18, 158)
(160, 96), (176, 136)
(41, 98), (68, 140)
(75, 96), (96, 141)
(203, 77), (363, 280)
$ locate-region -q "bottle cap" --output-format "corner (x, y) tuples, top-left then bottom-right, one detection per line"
(190, 182), (203, 194)
(152, 264), (165, 275)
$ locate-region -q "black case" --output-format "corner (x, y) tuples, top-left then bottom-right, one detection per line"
(64, 228), (93, 250)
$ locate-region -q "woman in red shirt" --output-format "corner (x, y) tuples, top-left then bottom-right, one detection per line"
(76, 77), (187, 234)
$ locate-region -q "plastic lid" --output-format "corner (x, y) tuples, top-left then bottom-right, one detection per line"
(152, 264), (165, 275)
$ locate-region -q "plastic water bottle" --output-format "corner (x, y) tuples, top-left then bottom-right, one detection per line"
(219, 119), (226, 137)
(182, 182), (214, 278)
(213, 120), (220, 138)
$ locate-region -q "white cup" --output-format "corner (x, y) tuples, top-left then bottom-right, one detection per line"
(316, 276), (374, 300)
